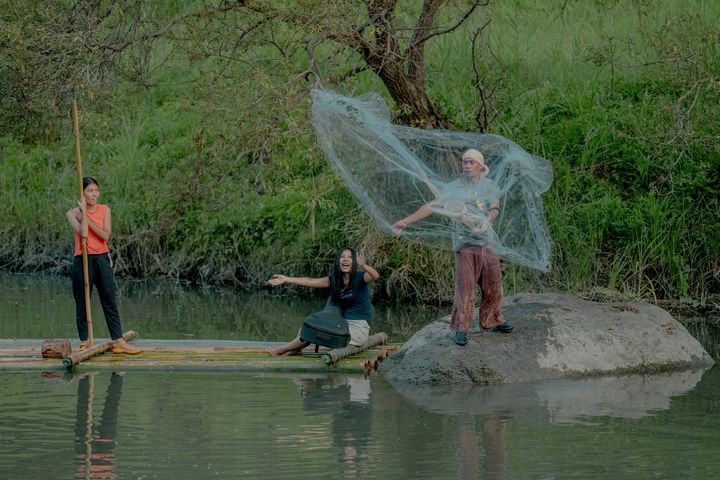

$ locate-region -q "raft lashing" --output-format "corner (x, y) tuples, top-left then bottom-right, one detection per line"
(0, 332), (395, 375)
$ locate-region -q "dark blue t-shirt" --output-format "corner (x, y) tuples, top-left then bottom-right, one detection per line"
(327, 270), (372, 324)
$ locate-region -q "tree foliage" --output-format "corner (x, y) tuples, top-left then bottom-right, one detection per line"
(1, 1), (718, 302)
(0, 0), (157, 141)
(1, 0), (489, 144)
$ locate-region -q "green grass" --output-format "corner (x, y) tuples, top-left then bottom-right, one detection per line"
(1, 0), (718, 304)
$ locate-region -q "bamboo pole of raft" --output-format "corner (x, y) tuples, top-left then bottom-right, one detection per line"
(72, 99), (94, 347)
(63, 331), (137, 369)
(321, 332), (388, 365)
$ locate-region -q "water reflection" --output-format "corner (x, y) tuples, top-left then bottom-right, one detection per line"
(388, 366), (712, 423)
(73, 372), (123, 480)
(291, 375), (373, 477)
(453, 416), (507, 480)
(0, 272), (444, 342)
(0, 368), (717, 479)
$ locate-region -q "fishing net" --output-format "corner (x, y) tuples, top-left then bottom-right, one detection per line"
(310, 90), (553, 272)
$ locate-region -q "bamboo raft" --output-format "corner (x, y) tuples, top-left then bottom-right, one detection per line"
(0, 333), (396, 374)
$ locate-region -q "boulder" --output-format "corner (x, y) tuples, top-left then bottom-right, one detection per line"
(380, 293), (714, 384)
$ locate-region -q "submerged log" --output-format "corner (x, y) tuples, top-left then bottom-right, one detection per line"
(322, 332), (387, 365)
(41, 339), (72, 358)
(63, 331), (137, 370)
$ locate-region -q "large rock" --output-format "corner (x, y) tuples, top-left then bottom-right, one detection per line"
(380, 293), (714, 384)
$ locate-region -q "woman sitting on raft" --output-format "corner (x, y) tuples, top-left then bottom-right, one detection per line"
(266, 248), (380, 356)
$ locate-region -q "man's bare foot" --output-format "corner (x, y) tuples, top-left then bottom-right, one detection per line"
(77, 341), (89, 352)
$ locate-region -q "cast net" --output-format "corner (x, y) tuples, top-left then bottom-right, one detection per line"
(310, 90), (553, 272)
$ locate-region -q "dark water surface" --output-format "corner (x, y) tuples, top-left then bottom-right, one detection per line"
(0, 272), (440, 342)
(1, 368), (719, 479)
(1, 272), (719, 479)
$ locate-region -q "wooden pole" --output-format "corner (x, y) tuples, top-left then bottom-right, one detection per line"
(321, 332), (388, 365)
(83, 373), (96, 477)
(72, 100), (94, 347)
(63, 331), (138, 370)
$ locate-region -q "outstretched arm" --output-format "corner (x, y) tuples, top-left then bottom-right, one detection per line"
(391, 204), (434, 234)
(266, 275), (330, 288)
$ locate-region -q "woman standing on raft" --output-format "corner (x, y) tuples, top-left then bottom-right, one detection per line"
(65, 177), (142, 354)
(266, 248), (380, 356)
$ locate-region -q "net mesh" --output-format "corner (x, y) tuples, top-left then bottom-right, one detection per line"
(311, 89), (553, 272)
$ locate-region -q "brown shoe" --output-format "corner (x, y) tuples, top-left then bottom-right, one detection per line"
(112, 341), (143, 355)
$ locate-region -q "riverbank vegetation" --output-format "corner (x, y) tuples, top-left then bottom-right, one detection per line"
(1, 1), (718, 305)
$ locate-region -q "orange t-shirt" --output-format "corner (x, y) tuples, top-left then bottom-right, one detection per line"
(73, 204), (110, 256)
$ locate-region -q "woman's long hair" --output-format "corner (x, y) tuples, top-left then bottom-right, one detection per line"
(82, 177), (99, 189)
(329, 248), (357, 301)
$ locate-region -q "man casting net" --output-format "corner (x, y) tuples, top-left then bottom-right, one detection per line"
(310, 90), (553, 273)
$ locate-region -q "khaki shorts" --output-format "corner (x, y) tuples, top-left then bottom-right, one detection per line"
(347, 319), (370, 346)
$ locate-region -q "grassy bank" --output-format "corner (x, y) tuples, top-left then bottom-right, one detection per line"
(1, 1), (718, 304)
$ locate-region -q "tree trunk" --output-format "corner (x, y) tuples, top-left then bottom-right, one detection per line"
(361, 0), (450, 128)
(41, 339), (72, 358)
(378, 63), (449, 128)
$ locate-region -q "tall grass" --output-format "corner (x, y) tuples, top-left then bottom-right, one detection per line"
(1, 0), (718, 304)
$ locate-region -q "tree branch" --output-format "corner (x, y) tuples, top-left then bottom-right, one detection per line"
(410, 0), (486, 47)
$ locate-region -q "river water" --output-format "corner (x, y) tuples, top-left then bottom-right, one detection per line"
(0, 272), (718, 479)
(0, 272), (439, 342)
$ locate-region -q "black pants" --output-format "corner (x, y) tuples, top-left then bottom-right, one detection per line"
(72, 253), (123, 341)
(74, 373), (123, 472)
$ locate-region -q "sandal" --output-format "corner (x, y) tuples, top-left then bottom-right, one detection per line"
(112, 342), (143, 355)
(77, 341), (89, 352)
(452, 331), (468, 346)
(493, 322), (513, 334)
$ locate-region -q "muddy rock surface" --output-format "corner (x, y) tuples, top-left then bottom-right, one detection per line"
(380, 293), (714, 384)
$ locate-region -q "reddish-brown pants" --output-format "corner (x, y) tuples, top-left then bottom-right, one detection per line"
(450, 245), (504, 333)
